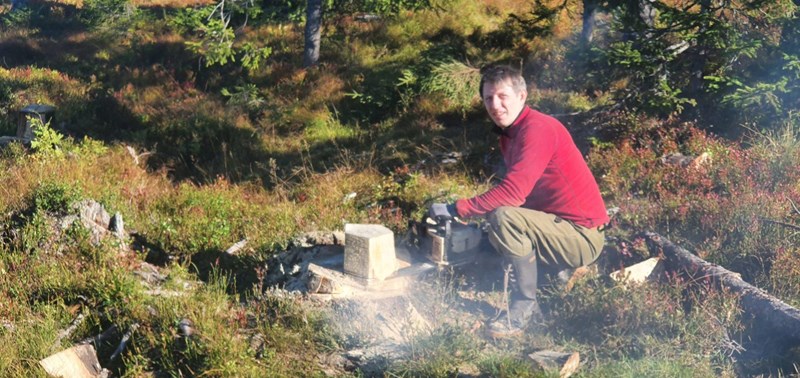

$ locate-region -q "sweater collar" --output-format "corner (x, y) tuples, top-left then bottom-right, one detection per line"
(491, 106), (531, 137)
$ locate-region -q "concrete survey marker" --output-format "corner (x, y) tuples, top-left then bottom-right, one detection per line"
(18, 104), (56, 141)
(343, 224), (397, 284)
(306, 243), (434, 297)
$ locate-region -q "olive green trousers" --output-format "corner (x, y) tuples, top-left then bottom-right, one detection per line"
(487, 206), (605, 268)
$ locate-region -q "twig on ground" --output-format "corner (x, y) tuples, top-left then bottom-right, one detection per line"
(759, 216), (800, 231)
(109, 323), (139, 362)
(225, 238), (248, 255)
(52, 312), (86, 350)
(78, 325), (119, 346)
(503, 263), (512, 329)
(789, 197), (800, 217)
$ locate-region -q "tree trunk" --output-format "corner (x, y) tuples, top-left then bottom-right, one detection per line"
(581, 0), (599, 44)
(617, 0), (655, 40)
(303, 0), (323, 67)
(637, 0), (656, 29)
(687, 0), (712, 95)
(10, 0), (26, 11)
(643, 232), (800, 344)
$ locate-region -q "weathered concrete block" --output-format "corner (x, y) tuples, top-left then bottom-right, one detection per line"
(344, 224), (396, 283)
(17, 104), (56, 141)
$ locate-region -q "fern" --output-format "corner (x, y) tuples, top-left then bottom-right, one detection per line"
(29, 117), (64, 159)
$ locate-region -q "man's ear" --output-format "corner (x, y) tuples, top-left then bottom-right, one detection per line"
(519, 89), (528, 102)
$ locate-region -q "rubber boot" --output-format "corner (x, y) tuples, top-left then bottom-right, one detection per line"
(487, 253), (544, 338)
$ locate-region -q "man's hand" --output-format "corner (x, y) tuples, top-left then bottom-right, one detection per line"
(429, 203), (458, 220)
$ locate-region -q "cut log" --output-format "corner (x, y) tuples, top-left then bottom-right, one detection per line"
(609, 257), (664, 285)
(643, 232), (800, 343)
(39, 344), (102, 378)
(528, 350), (580, 377)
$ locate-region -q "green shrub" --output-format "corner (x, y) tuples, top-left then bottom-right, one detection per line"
(589, 121), (800, 297)
(81, 0), (135, 27)
(422, 60), (481, 114)
(29, 118), (64, 159)
(547, 276), (741, 374)
(31, 181), (83, 215)
(477, 355), (541, 378)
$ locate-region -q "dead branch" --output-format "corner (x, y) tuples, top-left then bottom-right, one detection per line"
(643, 232), (800, 343)
(52, 313), (86, 350)
(78, 325), (118, 346)
(109, 323), (139, 362)
(789, 197), (800, 217)
(759, 217), (800, 232)
(225, 238), (248, 255)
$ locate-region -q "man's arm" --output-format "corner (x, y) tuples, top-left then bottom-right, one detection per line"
(456, 120), (559, 218)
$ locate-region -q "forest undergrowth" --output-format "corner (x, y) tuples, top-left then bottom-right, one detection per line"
(1, 0), (799, 375)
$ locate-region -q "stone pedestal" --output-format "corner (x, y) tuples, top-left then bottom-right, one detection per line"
(17, 104), (56, 141)
(344, 224), (396, 284)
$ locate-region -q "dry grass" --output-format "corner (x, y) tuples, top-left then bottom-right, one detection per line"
(132, 0), (214, 8)
(1, 0), (798, 375)
(38, 0), (214, 8)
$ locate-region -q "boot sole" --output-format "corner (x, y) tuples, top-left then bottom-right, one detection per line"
(485, 325), (523, 338)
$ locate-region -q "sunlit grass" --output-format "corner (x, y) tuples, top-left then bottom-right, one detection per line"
(1, 0), (799, 375)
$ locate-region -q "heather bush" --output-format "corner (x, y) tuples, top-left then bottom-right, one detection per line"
(2, 0), (799, 375)
(590, 120), (800, 299)
(548, 276), (741, 375)
(0, 67), (94, 125)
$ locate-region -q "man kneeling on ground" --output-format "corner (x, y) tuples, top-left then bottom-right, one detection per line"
(429, 64), (609, 338)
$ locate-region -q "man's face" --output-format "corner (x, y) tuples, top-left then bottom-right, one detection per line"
(482, 79), (527, 128)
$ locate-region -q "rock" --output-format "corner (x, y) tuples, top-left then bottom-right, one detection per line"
(528, 350), (581, 377)
(249, 333), (265, 357)
(59, 215), (80, 231)
(133, 262), (167, 285)
(109, 212), (125, 239)
(73, 199), (111, 230)
(318, 352), (354, 375)
(294, 231), (346, 247)
(178, 318), (194, 337)
(660, 152), (710, 168)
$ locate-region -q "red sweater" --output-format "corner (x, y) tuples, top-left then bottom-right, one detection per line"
(455, 107), (609, 228)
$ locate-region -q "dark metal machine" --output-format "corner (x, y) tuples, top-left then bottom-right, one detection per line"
(407, 215), (487, 267)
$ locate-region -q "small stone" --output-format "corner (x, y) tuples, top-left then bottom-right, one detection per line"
(178, 318), (194, 337)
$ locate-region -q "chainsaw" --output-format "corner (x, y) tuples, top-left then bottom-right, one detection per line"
(406, 213), (488, 267)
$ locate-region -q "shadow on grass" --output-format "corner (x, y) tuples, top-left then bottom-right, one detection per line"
(188, 248), (263, 296)
(0, 0), (494, 191)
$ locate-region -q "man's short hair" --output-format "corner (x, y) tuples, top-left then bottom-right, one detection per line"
(479, 65), (527, 98)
